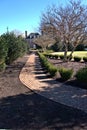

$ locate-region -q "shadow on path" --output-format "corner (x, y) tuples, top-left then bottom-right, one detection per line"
(0, 91), (87, 129)
(34, 55), (87, 114)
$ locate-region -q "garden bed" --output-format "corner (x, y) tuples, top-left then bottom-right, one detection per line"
(48, 58), (87, 89)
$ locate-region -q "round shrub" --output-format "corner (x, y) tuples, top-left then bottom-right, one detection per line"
(54, 55), (58, 59)
(59, 67), (73, 81)
(44, 53), (50, 58)
(0, 62), (6, 71)
(67, 55), (72, 61)
(75, 67), (87, 82)
(50, 55), (54, 59)
(59, 55), (64, 60)
(45, 54), (52, 58)
(74, 56), (81, 62)
(83, 57), (87, 62)
(48, 64), (58, 77)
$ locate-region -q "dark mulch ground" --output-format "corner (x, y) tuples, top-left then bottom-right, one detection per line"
(0, 54), (87, 130)
(48, 58), (87, 89)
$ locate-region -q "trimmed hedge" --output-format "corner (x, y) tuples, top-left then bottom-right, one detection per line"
(75, 67), (87, 82)
(59, 67), (73, 81)
(38, 53), (58, 77)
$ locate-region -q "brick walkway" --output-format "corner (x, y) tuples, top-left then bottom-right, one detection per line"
(19, 53), (87, 113)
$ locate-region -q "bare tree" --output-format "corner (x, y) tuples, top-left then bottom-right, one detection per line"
(33, 35), (55, 51)
(40, 0), (87, 61)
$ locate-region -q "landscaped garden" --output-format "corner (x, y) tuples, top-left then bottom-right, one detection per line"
(0, 0), (87, 129)
(38, 51), (87, 89)
(33, 0), (87, 90)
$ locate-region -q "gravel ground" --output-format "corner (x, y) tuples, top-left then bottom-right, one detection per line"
(0, 54), (87, 130)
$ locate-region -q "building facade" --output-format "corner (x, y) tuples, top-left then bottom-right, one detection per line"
(25, 31), (40, 48)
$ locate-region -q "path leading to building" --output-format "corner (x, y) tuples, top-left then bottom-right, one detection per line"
(19, 53), (87, 113)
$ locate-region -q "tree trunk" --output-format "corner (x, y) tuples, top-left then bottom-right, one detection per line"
(64, 43), (68, 62)
(68, 46), (76, 61)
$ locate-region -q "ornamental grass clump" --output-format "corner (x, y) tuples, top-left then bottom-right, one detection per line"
(59, 67), (73, 81)
(75, 67), (87, 82)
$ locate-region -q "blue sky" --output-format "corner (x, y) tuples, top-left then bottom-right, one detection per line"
(0, 0), (87, 35)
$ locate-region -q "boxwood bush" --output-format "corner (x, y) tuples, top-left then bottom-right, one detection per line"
(75, 67), (87, 82)
(59, 67), (73, 81)
(38, 53), (58, 77)
(48, 64), (58, 77)
(39, 53), (48, 68)
(59, 55), (64, 60)
(74, 56), (81, 62)
(83, 57), (87, 62)
(67, 55), (72, 60)
(54, 55), (58, 59)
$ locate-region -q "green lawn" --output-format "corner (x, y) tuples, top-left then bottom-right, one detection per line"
(52, 51), (87, 58)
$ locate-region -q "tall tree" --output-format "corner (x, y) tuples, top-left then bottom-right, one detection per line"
(40, 0), (87, 60)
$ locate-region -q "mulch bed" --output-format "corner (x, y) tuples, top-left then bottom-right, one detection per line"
(0, 54), (87, 129)
(48, 58), (87, 89)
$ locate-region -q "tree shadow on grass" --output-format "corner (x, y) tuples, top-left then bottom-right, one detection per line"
(0, 91), (87, 129)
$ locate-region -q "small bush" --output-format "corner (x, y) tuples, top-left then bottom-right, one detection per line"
(75, 67), (87, 82)
(59, 67), (73, 81)
(0, 62), (6, 71)
(43, 53), (50, 58)
(54, 55), (58, 59)
(74, 56), (81, 62)
(83, 57), (87, 62)
(67, 55), (72, 60)
(59, 55), (64, 60)
(50, 54), (55, 59)
(44, 54), (52, 58)
(48, 64), (58, 77)
(38, 52), (57, 77)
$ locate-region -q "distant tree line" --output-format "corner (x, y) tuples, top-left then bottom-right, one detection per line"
(0, 32), (28, 71)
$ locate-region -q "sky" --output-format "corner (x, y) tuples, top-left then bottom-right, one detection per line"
(0, 0), (87, 35)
